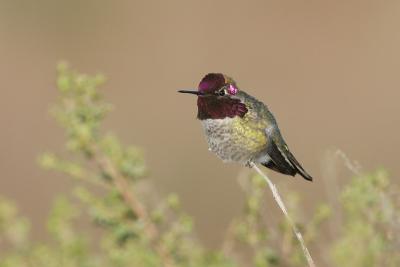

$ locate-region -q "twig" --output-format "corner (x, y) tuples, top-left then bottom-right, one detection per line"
(91, 144), (175, 267)
(334, 149), (361, 175)
(250, 162), (316, 267)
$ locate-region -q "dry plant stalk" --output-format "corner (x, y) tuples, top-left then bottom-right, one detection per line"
(251, 162), (316, 267)
(91, 144), (175, 267)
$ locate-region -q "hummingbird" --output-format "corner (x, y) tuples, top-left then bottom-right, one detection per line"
(178, 73), (313, 181)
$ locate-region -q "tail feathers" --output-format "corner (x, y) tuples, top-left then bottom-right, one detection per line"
(286, 151), (313, 182)
(262, 160), (296, 176)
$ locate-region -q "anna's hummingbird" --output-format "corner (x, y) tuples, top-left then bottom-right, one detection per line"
(179, 73), (313, 181)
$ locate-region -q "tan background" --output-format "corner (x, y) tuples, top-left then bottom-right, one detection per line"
(0, 0), (399, 247)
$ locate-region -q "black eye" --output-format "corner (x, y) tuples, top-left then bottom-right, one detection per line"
(218, 89), (226, 96)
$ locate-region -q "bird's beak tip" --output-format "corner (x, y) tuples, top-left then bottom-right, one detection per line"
(178, 90), (203, 96)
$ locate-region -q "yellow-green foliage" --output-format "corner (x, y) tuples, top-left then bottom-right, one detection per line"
(0, 64), (398, 267)
(331, 170), (400, 267)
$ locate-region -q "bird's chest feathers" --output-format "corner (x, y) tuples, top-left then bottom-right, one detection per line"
(200, 117), (267, 163)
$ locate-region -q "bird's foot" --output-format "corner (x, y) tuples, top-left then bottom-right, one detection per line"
(245, 161), (255, 168)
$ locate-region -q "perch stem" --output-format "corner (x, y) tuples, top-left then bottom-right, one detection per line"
(251, 162), (316, 267)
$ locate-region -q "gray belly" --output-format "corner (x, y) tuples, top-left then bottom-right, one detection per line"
(201, 118), (257, 164)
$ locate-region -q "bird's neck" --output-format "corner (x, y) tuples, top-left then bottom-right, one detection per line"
(197, 97), (248, 120)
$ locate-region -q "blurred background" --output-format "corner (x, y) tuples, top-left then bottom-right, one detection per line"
(0, 0), (399, 248)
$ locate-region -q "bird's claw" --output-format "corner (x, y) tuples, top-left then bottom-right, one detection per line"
(245, 161), (255, 168)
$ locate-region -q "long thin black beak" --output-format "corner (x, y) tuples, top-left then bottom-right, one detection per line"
(178, 90), (204, 96)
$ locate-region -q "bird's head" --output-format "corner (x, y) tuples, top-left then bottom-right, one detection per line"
(178, 73), (248, 120)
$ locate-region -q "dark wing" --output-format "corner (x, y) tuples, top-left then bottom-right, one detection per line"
(263, 139), (297, 176)
(261, 127), (313, 182)
(285, 149), (313, 181)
